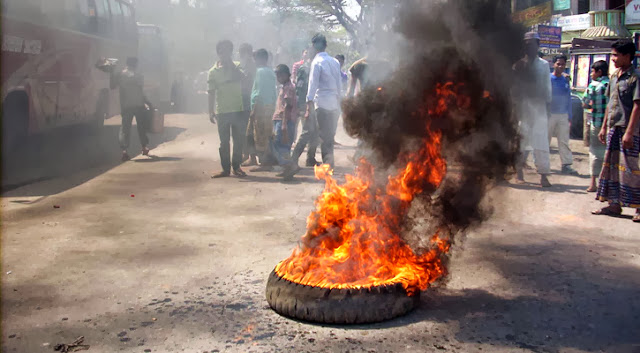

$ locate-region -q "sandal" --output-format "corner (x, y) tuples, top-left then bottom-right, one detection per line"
(233, 168), (248, 178)
(591, 206), (622, 217)
(586, 187), (597, 193)
(633, 212), (640, 223)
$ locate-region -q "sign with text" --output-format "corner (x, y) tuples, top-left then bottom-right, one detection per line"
(556, 14), (591, 31)
(513, 2), (552, 27)
(554, 0), (570, 11)
(627, 0), (640, 25)
(538, 25), (562, 49)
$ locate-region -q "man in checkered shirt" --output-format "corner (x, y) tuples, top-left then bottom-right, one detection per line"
(583, 60), (610, 192)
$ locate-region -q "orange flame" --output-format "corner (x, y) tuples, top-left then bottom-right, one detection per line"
(275, 82), (462, 295)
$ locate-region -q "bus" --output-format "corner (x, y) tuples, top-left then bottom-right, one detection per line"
(1, 0), (137, 150)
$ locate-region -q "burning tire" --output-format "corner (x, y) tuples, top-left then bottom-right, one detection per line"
(265, 270), (420, 324)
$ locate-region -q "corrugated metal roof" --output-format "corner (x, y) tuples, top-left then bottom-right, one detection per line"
(581, 25), (631, 39)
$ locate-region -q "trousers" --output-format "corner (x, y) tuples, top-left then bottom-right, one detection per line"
(217, 111), (249, 172)
(548, 113), (573, 166)
(120, 106), (149, 150)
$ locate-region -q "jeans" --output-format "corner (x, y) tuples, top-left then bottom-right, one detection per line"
(270, 120), (297, 166)
(120, 106), (149, 150)
(291, 111), (319, 165)
(316, 108), (339, 167)
(217, 111), (249, 172)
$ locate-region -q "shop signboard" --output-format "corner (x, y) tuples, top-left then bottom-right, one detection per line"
(556, 14), (591, 31)
(538, 25), (562, 49)
(626, 0), (640, 25)
(553, 0), (570, 11)
(513, 2), (552, 27)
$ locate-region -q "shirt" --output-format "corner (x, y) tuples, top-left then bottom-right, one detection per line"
(207, 61), (245, 115)
(251, 66), (277, 109)
(550, 73), (572, 120)
(291, 59), (304, 85)
(273, 80), (297, 122)
(111, 69), (145, 110)
(295, 63), (309, 111)
(606, 66), (640, 128)
(512, 57), (552, 104)
(583, 76), (609, 128)
(306, 52), (343, 111)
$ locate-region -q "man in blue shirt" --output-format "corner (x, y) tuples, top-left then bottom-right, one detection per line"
(549, 54), (579, 175)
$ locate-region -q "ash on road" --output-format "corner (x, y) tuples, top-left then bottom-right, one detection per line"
(2, 114), (639, 353)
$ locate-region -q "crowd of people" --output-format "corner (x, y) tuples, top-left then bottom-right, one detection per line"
(515, 32), (640, 223)
(108, 30), (639, 222)
(206, 34), (352, 180)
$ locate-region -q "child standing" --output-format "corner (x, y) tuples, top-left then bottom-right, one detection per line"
(270, 64), (299, 180)
(583, 60), (609, 192)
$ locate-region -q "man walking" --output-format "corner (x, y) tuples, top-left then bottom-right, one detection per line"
(290, 48), (319, 167)
(208, 40), (248, 178)
(110, 57), (150, 162)
(549, 54), (579, 175)
(297, 33), (342, 169)
(513, 32), (552, 187)
(592, 39), (640, 222)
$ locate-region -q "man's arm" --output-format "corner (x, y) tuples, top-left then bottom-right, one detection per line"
(306, 61), (320, 117)
(623, 100), (640, 149)
(207, 69), (217, 123)
(598, 106), (609, 144)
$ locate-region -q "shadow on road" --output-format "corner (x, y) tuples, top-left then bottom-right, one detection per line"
(1, 123), (186, 197)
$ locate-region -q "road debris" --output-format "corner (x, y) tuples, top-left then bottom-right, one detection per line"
(54, 336), (90, 352)
(54, 205), (61, 209)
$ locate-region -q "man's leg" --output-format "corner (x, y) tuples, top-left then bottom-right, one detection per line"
(556, 114), (575, 169)
(316, 108), (338, 168)
(231, 112), (249, 173)
(216, 114), (232, 175)
(305, 112), (320, 166)
(547, 114), (558, 146)
(292, 114), (313, 165)
(133, 107), (150, 149)
(119, 110), (134, 160)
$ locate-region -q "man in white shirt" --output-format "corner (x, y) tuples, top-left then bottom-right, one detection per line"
(302, 33), (343, 169)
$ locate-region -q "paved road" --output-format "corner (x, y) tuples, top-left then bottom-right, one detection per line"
(2, 114), (639, 353)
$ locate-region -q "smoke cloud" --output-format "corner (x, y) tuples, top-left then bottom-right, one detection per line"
(342, 0), (524, 239)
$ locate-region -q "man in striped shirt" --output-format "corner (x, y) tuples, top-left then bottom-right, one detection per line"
(583, 60), (609, 192)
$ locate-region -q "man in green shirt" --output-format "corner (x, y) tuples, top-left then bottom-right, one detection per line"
(208, 40), (248, 178)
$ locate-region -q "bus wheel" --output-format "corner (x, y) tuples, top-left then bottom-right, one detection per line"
(90, 90), (109, 134)
(1, 92), (29, 155)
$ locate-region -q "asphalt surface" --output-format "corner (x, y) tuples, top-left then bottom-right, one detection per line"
(2, 114), (639, 353)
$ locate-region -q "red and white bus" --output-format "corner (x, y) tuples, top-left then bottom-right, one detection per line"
(1, 0), (137, 149)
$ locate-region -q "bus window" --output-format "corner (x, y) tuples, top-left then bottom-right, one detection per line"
(93, 0), (111, 36)
(108, 0), (123, 38)
(3, 0), (43, 22)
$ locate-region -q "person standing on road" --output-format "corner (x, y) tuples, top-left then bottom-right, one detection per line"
(270, 64), (299, 179)
(291, 48), (319, 167)
(110, 57), (150, 162)
(238, 43), (258, 167)
(249, 49), (278, 171)
(583, 60), (610, 192)
(592, 39), (640, 223)
(335, 54), (349, 96)
(549, 55), (579, 176)
(513, 32), (552, 187)
(299, 34), (342, 169)
(291, 49), (308, 88)
(208, 40), (249, 178)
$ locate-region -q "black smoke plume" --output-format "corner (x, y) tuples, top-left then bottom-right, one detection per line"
(342, 0), (525, 236)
